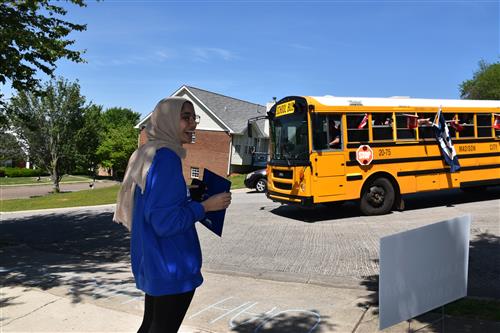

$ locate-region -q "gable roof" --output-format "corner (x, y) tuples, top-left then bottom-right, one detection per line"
(136, 85), (267, 134)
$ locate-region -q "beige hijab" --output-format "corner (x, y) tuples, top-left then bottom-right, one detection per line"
(113, 97), (189, 231)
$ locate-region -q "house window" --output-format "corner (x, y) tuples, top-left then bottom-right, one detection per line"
(190, 167), (200, 179)
(234, 144), (241, 153)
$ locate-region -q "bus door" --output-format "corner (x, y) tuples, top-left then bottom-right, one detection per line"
(311, 114), (346, 198)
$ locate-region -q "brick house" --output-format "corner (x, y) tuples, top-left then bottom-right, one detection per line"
(135, 85), (269, 181)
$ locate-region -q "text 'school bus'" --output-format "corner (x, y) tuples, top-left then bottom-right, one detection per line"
(250, 95), (500, 215)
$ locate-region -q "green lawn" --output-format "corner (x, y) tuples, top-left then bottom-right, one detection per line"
(1, 174), (245, 212)
(0, 185), (120, 212)
(0, 175), (93, 186)
(228, 174), (246, 190)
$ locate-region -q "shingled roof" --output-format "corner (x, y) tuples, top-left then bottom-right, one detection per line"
(184, 86), (266, 134)
(136, 85), (267, 135)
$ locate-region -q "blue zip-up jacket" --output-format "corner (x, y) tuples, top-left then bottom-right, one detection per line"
(131, 148), (206, 296)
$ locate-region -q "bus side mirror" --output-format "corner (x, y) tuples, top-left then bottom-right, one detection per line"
(247, 122), (253, 138)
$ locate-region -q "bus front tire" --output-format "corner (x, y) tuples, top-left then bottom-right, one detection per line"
(360, 177), (395, 215)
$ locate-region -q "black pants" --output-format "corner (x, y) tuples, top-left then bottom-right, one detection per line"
(138, 290), (195, 333)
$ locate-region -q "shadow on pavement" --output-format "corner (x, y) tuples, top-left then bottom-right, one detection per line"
(230, 310), (334, 333)
(0, 211), (139, 304)
(269, 186), (500, 223)
(356, 233), (500, 331)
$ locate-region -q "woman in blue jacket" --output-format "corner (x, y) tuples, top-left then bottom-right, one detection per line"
(114, 97), (231, 333)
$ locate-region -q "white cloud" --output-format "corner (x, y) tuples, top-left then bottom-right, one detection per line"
(192, 47), (238, 62)
(86, 49), (177, 67)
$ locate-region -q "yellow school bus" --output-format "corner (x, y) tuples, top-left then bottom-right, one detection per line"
(265, 95), (500, 215)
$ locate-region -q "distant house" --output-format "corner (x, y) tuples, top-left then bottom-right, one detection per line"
(136, 85), (269, 180)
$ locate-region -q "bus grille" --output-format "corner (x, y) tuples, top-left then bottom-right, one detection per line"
(272, 170), (293, 179)
(274, 182), (293, 190)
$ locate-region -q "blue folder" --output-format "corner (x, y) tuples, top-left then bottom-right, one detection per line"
(199, 169), (231, 237)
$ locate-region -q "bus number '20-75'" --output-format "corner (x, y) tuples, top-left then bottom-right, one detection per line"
(378, 148), (391, 157)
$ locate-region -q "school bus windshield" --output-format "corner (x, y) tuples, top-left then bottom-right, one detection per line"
(270, 111), (309, 163)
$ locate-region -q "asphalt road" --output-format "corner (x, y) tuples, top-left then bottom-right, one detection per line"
(200, 187), (500, 297)
(1, 187), (499, 332)
(0, 180), (119, 200)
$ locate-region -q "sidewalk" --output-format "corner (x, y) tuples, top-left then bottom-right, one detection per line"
(2, 271), (500, 333)
(1, 287), (211, 333)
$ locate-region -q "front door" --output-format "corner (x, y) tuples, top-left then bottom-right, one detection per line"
(310, 113), (346, 199)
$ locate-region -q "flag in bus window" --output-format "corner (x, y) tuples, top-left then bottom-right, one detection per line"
(405, 114), (418, 129)
(432, 107), (460, 172)
(449, 115), (464, 132)
(494, 114), (500, 130)
(358, 114), (368, 129)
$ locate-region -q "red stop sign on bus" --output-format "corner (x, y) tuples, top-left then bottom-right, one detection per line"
(356, 145), (373, 165)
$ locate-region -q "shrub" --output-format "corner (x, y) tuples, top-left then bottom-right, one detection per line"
(0, 167), (48, 177)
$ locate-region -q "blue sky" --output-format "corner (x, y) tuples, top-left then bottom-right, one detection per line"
(6, 0), (500, 118)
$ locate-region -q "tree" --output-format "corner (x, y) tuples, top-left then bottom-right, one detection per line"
(101, 107), (140, 130)
(0, 0), (87, 104)
(8, 78), (88, 192)
(460, 60), (500, 100)
(97, 107), (140, 179)
(74, 104), (104, 176)
(0, 132), (26, 166)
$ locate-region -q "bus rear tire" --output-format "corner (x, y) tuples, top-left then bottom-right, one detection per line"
(360, 177), (395, 215)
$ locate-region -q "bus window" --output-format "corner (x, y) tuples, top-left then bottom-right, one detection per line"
(444, 113), (457, 137)
(312, 114), (328, 150)
(396, 113), (417, 140)
(417, 113), (434, 139)
(372, 113), (393, 141)
(457, 113), (474, 138)
(347, 114), (368, 142)
(477, 114), (493, 137)
(496, 114), (500, 137)
(313, 114), (342, 150)
(328, 116), (342, 149)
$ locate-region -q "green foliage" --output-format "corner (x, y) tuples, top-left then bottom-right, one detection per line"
(0, 132), (26, 163)
(101, 107), (140, 130)
(97, 107), (140, 179)
(0, 167), (45, 177)
(8, 78), (89, 191)
(97, 124), (138, 179)
(0, 0), (87, 104)
(460, 60), (500, 100)
(74, 104), (104, 175)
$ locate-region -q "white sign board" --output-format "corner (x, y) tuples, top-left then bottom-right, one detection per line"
(379, 215), (471, 330)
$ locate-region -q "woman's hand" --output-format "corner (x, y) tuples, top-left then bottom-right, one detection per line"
(201, 192), (232, 212)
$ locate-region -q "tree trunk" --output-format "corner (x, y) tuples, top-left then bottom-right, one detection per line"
(51, 158), (60, 193)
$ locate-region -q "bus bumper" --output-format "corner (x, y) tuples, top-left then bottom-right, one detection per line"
(267, 190), (314, 207)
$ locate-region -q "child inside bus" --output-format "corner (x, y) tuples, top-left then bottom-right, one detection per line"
(328, 117), (342, 149)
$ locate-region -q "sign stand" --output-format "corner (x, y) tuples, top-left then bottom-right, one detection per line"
(407, 305), (445, 333)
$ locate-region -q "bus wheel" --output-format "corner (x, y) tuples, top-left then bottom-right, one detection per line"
(360, 177), (395, 215)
